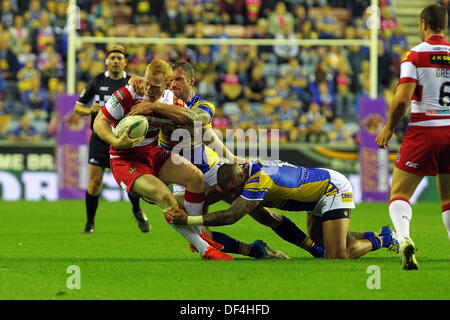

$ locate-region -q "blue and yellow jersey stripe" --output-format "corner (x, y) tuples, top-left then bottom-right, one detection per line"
(158, 94), (219, 173)
(241, 160), (338, 211)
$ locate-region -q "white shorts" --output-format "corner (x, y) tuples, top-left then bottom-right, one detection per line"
(172, 163), (220, 195)
(308, 169), (356, 219)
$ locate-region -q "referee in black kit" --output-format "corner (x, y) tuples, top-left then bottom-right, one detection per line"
(73, 45), (150, 234)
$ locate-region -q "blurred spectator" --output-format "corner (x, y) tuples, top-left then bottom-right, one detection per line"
(21, 76), (50, 119)
(273, 23), (299, 64)
(284, 57), (311, 105)
(0, 98), (11, 138)
(274, 99), (299, 143)
(31, 11), (56, 54)
(210, 23), (231, 57)
(268, 2), (294, 35)
(8, 14), (29, 55)
(336, 82), (355, 119)
(1, 0), (17, 28)
(305, 102), (323, 126)
(315, 4), (341, 38)
(131, 0), (154, 24)
(250, 18), (273, 61)
(197, 71), (219, 104)
(234, 99), (256, 131)
(214, 44), (239, 74)
(306, 118), (328, 144)
(17, 59), (40, 92)
(355, 78), (370, 114)
(211, 106), (231, 137)
(308, 59), (334, 100)
(347, 45), (369, 93)
(219, 0), (245, 25)
(160, 0), (186, 37)
(256, 103), (275, 130)
(244, 64), (266, 104)
(0, 35), (18, 82)
(92, 2), (114, 37)
(2, 90), (24, 118)
(293, 4), (314, 34)
(24, 0), (44, 30)
(380, 6), (397, 30)
(244, 0), (262, 25)
(192, 44), (215, 79)
(52, 1), (68, 48)
(390, 24), (408, 56)
(312, 81), (336, 113)
(328, 117), (353, 144)
(220, 60), (243, 103)
(149, 43), (171, 62)
(378, 40), (393, 91)
(7, 113), (40, 142)
(41, 52), (65, 87)
(202, 0), (222, 25)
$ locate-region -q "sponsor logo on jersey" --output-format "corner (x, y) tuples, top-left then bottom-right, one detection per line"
(396, 153), (400, 162)
(430, 54), (450, 66)
(110, 95), (120, 109)
(129, 166), (137, 174)
(401, 51), (411, 62)
(99, 86), (110, 91)
(247, 176), (260, 184)
(406, 161), (419, 168)
(426, 109), (450, 115)
(341, 192), (353, 203)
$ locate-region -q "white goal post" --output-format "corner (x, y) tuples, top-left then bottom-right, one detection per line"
(66, 0), (380, 99)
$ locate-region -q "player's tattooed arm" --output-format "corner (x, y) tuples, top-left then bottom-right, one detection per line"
(202, 197), (261, 226)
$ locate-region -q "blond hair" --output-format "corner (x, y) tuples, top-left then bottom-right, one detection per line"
(145, 60), (173, 82)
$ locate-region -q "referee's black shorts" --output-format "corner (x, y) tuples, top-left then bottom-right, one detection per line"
(88, 132), (111, 169)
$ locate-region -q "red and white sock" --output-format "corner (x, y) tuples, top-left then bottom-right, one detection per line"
(442, 203), (450, 240)
(184, 190), (204, 234)
(389, 197), (412, 241)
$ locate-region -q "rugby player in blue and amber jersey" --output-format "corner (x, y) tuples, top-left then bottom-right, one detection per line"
(168, 160), (400, 259)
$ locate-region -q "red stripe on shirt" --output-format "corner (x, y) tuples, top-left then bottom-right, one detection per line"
(101, 106), (118, 124)
(410, 112), (450, 123)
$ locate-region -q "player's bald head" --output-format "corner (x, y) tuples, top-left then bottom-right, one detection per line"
(217, 164), (245, 190)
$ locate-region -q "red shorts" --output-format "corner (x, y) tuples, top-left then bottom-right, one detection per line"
(110, 142), (171, 192)
(395, 125), (450, 176)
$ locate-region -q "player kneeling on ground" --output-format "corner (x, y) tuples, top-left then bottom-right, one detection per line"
(166, 160), (399, 259)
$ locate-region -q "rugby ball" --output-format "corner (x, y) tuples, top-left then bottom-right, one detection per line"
(115, 115), (148, 139)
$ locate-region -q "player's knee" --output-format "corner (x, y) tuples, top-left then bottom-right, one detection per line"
(186, 166), (204, 191)
(346, 241), (360, 259)
(325, 246), (348, 259)
(88, 179), (102, 195)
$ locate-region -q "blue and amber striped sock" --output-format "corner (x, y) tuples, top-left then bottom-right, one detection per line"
(211, 231), (263, 258)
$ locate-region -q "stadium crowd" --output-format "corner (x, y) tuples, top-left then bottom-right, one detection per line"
(0, 0), (411, 145)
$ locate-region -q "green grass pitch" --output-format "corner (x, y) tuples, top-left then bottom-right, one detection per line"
(0, 200), (448, 300)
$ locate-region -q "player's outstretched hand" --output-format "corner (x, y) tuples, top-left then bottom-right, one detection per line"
(164, 207), (189, 225)
(128, 76), (145, 96)
(375, 125), (393, 149)
(115, 127), (144, 149)
(129, 100), (155, 116)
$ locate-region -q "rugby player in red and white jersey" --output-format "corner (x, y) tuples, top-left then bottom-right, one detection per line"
(376, 4), (450, 270)
(93, 59), (233, 260)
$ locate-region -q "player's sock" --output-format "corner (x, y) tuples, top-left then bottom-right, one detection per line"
(184, 190), (205, 234)
(272, 216), (325, 257)
(128, 192), (141, 213)
(85, 191), (99, 224)
(389, 197), (412, 241)
(211, 231), (264, 258)
(170, 224), (209, 254)
(442, 203), (450, 239)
